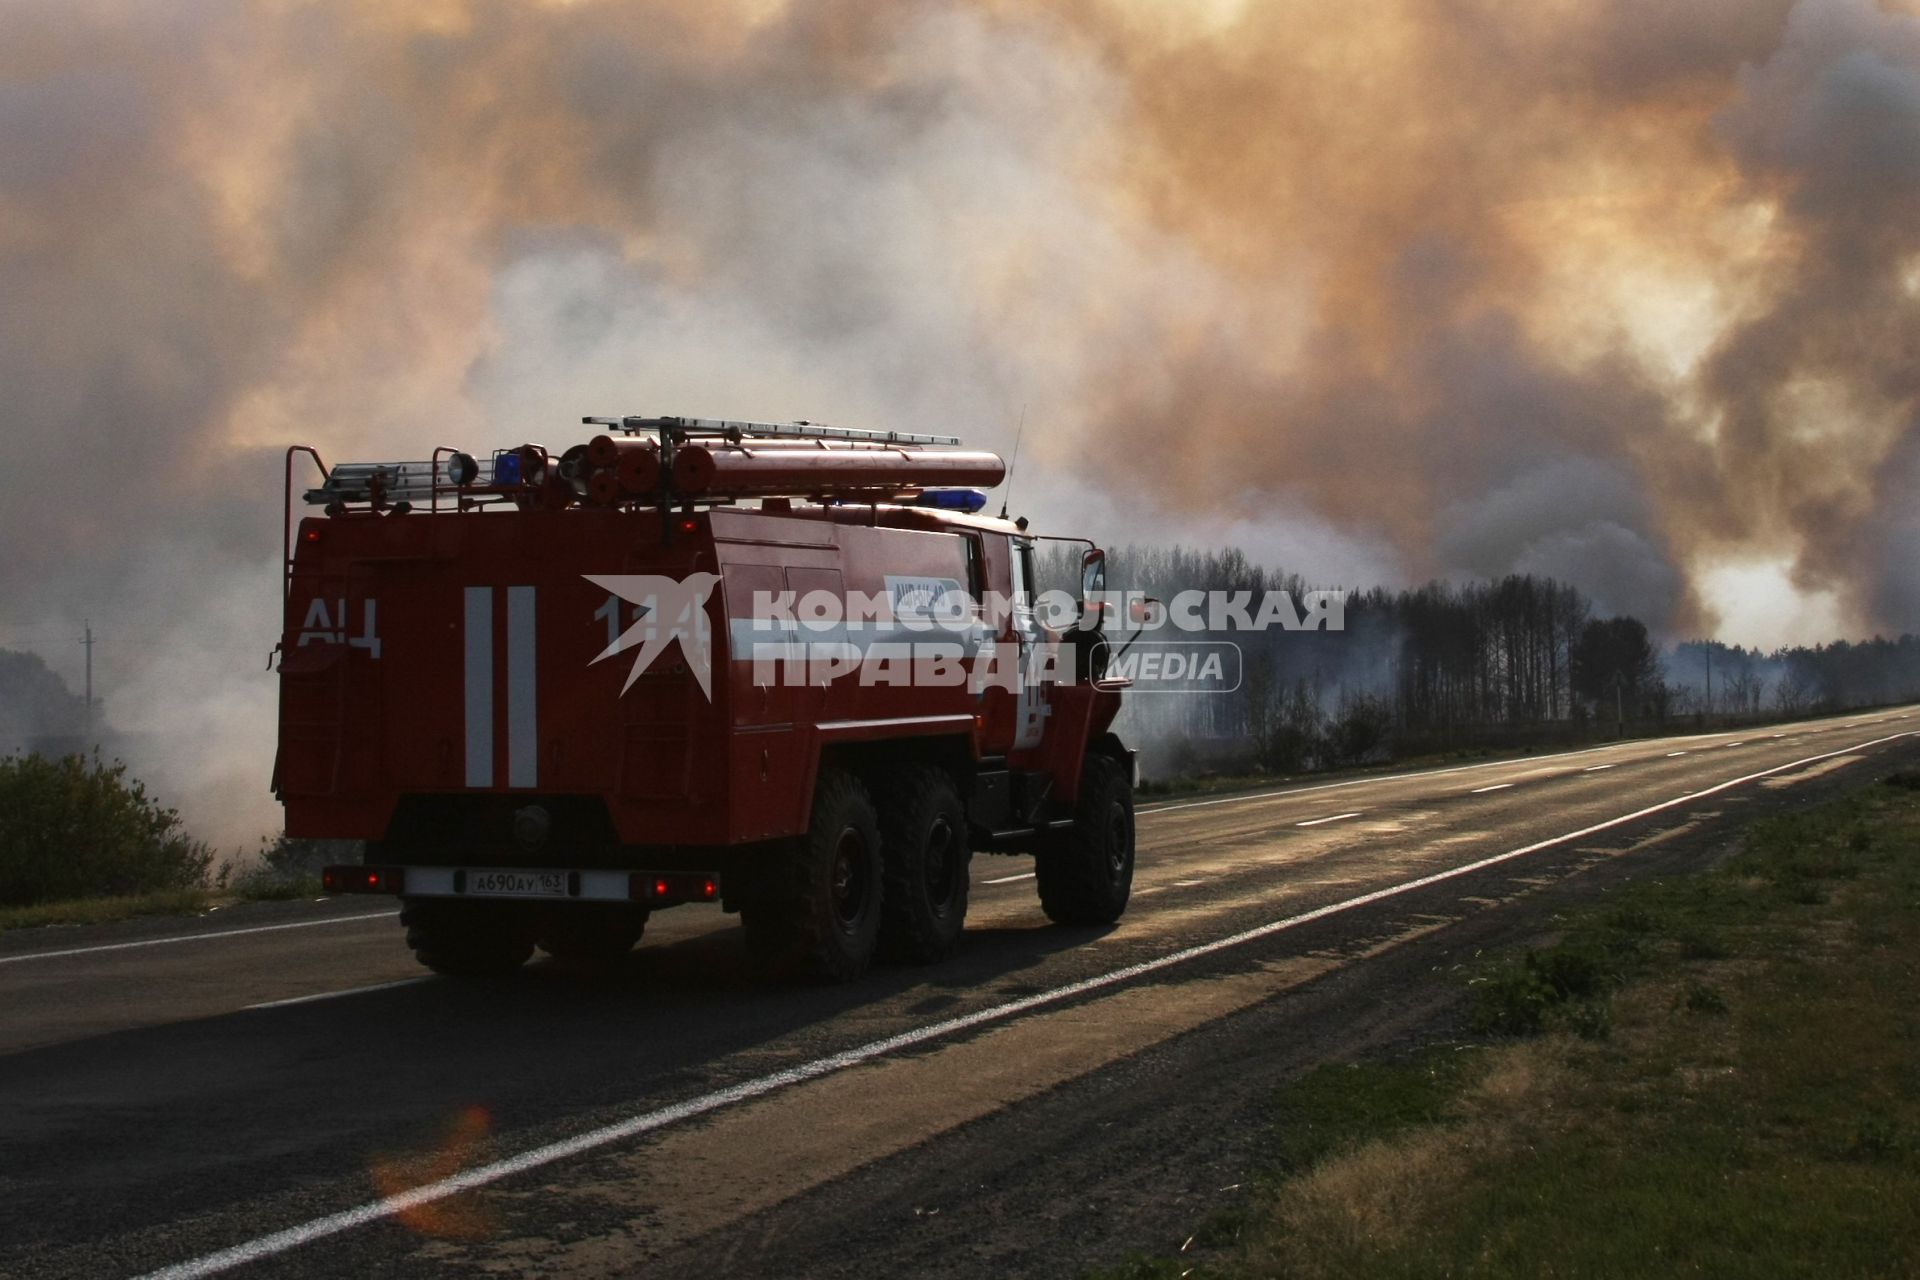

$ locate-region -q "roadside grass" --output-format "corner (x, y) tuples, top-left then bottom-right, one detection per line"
(1094, 769), (1920, 1279)
(0, 832), (352, 936)
(223, 867), (326, 903)
(0, 888), (216, 931)
(0, 872), (326, 935)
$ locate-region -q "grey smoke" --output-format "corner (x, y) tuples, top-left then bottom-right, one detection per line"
(1437, 458), (1682, 629)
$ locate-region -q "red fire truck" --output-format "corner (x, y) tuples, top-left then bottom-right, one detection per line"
(276, 416), (1138, 981)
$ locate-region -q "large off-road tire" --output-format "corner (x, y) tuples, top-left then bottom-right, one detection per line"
(538, 905), (649, 972)
(1036, 754), (1135, 925)
(740, 766), (884, 982)
(876, 765), (972, 964)
(401, 898), (538, 977)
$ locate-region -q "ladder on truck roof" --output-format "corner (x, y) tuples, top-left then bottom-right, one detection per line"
(295, 414), (992, 512)
(282, 414), (1002, 596)
(583, 415), (962, 447)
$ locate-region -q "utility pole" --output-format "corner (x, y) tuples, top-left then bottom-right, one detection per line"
(82, 621), (95, 722)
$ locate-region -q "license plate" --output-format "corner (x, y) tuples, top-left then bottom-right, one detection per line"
(466, 869), (568, 898)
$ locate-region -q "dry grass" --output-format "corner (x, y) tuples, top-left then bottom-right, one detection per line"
(1252, 1131), (1460, 1277)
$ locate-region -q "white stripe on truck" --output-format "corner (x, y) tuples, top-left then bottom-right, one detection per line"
(464, 586), (493, 787)
(507, 585), (539, 788)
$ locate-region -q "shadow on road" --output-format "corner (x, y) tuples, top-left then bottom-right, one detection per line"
(0, 915), (1115, 1252)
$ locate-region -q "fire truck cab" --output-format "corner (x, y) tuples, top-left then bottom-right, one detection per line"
(276, 415), (1137, 981)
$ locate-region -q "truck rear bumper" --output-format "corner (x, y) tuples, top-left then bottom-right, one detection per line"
(320, 864), (719, 907)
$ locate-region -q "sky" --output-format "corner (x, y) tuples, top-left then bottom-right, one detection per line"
(2, 0), (1917, 843)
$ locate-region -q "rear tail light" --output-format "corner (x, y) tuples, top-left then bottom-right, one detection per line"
(628, 872), (722, 904)
(321, 864), (404, 894)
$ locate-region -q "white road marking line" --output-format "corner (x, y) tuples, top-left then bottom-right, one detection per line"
(1667, 751), (1688, 757)
(1471, 783), (1514, 794)
(981, 872), (1035, 885)
(1583, 765), (1614, 773)
(1725, 742), (1745, 747)
(135, 728), (1920, 1280)
(1295, 812), (1361, 827)
(245, 977), (429, 1010)
(141, 729), (1920, 1279)
(0, 911), (400, 967)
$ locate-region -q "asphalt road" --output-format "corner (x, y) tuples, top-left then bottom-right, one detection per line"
(3, 708), (1917, 1279)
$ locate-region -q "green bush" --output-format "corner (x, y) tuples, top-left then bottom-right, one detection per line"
(1470, 942), (1617, 1036)
(228, 833), (362, 900)
(0, 753), (213, 906)
(1470, 962), (1559, 1036)
(1530, 942), (1612, 999)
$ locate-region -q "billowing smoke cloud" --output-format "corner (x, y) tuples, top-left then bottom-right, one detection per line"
(1701, 0), (1920, 628)
(1, 0), (1916, 842)
(1037, 0), (1917, 634)
(1435, 457), (1681, 628)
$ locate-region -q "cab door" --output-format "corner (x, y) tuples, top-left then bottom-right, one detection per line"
(1009, 536), (1052, 751)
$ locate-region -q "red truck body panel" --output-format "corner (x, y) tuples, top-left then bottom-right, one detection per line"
(277, 500), (1116, 851)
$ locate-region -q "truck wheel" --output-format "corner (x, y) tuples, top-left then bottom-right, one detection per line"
(401, 899), (537, 977)
(1036, 754), (1135, 926)
(877, 766), (972, 964)
(538, 905), (648, 972)
(741, 766), (884, 981)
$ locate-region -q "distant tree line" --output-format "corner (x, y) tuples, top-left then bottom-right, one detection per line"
(1038, 544), (1920, 779)
(0, 648), (96, 757)
(1668, 636), (1920, 719)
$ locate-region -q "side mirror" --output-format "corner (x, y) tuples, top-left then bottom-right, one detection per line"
(1082, 548), (1113, 602)
(1105, 594), (1163, 666)
(1079, 548), (1107, 631)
